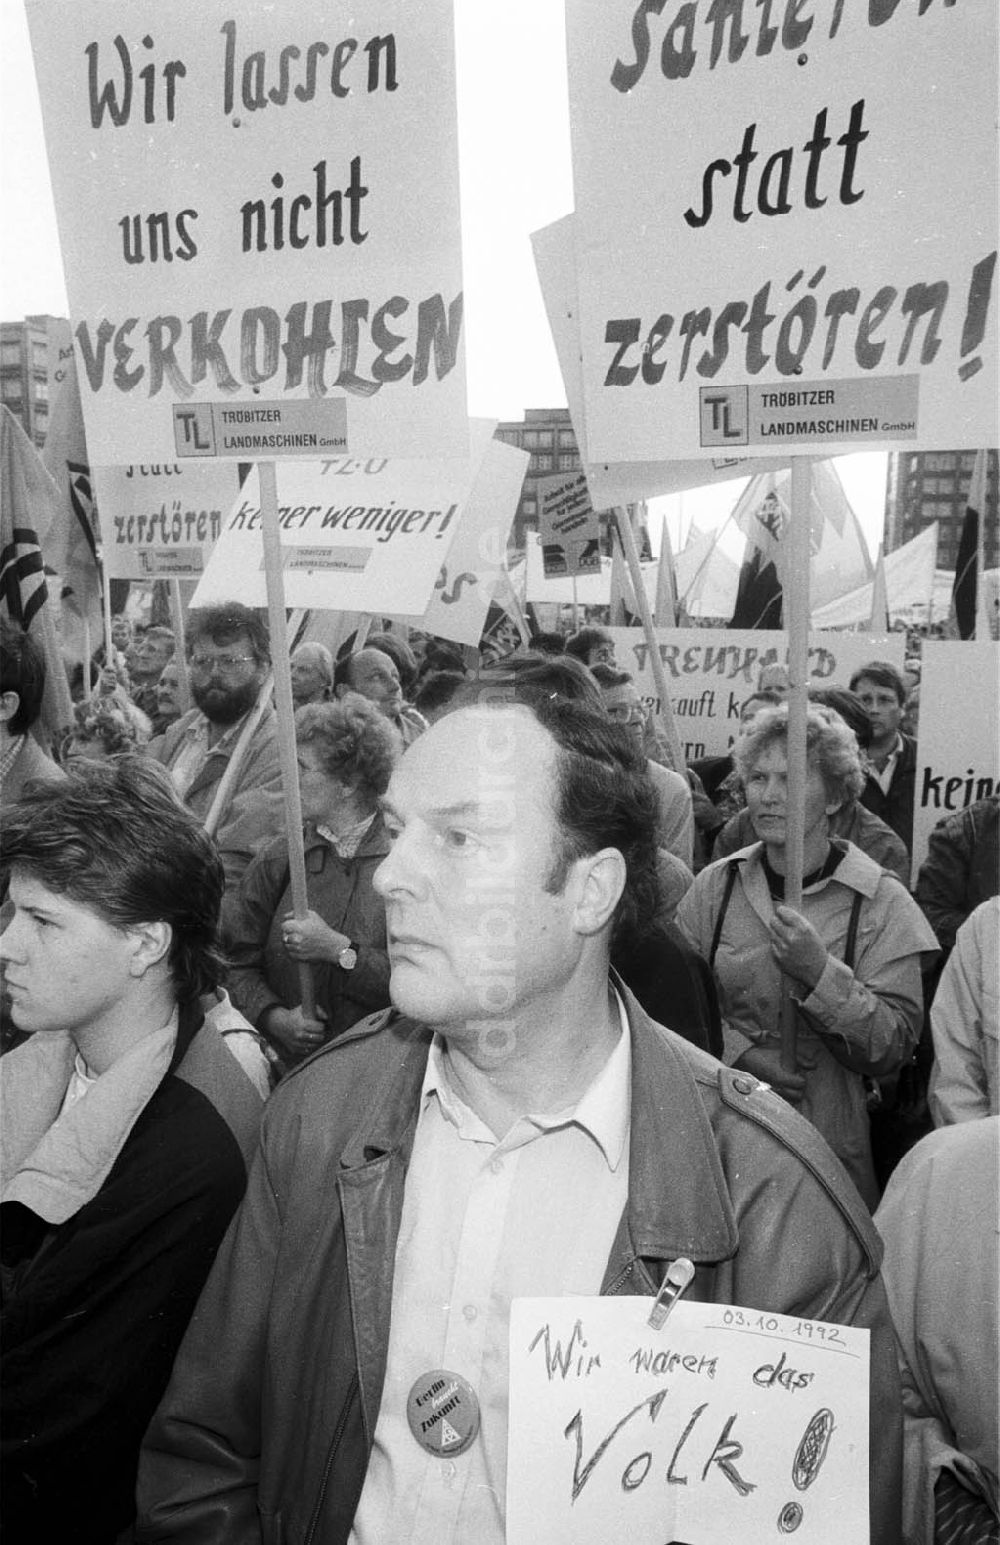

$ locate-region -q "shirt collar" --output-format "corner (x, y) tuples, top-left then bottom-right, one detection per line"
(317, 811), (377, 859)
(420, 990), (631, 1173)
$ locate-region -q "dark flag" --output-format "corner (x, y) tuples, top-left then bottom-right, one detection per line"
(950, 450), (988, 640)
(729, 480), (785, 629)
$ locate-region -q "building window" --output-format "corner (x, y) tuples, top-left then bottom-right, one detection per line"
(1, 342), (21, 366)
(521, 498), (537, 516)
(31, 341), (47, 366)
(530, 454), (553, 474)
(557, 451), (579, 470)
(924, 453), (956, 472)
(558, 428), (576, 447)
(523, 429), (554, 449)
(34, 379), (48, 402)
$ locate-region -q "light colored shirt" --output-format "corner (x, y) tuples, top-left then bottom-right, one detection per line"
(166, 712), (249, 799)
(58, 1052), (98, 1115)
(869, 733), (903, 794)
(349, 996), (631, 1545)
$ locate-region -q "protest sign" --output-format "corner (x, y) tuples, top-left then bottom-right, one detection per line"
(94, 461), (241, 579)
(537, 471), (601, 576)
(392, 433), (529, 646)
(566, 2), (997, 462)
(508, 1296), (869, 1545)
(609, 627), (905, 761)
(26, 0), (467, 465)
(191, 421), (495, 616)
(912, 641), (1000, 876)
(531, 214), (800, 506)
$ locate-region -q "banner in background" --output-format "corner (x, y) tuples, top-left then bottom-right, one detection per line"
(912, 641), (999, 876)
(566, 2), (997, 462)
(94, 461), (242, 578)
(27, 0), (467, 465)
(608, 627), (905, 761)
(192, 420), (497, 616)
(392, 434), (529, 646)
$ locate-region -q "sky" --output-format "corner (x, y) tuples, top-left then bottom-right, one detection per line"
(0, 0), (887, 559)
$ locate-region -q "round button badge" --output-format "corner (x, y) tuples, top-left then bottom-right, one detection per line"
(407, 1368), (481, 1458)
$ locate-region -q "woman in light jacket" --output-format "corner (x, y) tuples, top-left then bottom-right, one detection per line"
(678, 704), (937, 1207)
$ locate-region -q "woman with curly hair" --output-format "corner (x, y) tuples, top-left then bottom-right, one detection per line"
(677, 703), (937, 1206)
(225, 695), (401, 1072)
(62, 697), (149, 764)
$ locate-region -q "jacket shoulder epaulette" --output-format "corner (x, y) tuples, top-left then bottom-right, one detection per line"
(716, 1064), (882, 1277)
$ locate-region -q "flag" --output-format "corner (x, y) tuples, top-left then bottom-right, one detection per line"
(950, 450), (990, 640)
(609, 526), (640, 626)
(812, 524), (939, 629)
(40, 349), (102, 644)
(654, 515), (678, 627)
(729, 473), (785, 628)
(866, 543), (890, 632)
(0, 405), (74, 733)
(480, 565), (531, 661)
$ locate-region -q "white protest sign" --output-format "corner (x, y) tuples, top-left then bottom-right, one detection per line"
(26, 0), (467, 465)
(94, 462), (241, 579)
(912, 641), (1000, 876)
(531, 213), (802, 505)
(567, 2), (997, 462)
(508, 1296), (869, 1545)
(537, 471), (602, 577)
(393, 434), (530, 646)
(192, 421), (496, 616)
(609, 627), (905, 761)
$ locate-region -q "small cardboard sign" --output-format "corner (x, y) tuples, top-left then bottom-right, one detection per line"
(508, 1297), (870, 1545)
(537, 471), (602, 577)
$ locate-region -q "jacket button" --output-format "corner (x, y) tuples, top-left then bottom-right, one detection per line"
(732, 1076), (755, 1096)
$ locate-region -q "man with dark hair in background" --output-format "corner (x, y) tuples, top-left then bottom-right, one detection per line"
(850, 659), (917, 879)
(149, 603), (282, 887)
(139, 690), (903, 1544)
(1, 759), (263, 1545)
(564, 623), (615, 668)
(0, 617), (65, 807)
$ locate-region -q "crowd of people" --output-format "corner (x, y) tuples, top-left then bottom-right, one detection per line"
(0, 605), (996, 1545)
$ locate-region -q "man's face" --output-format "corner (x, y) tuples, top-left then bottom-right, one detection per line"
(587, 640), (616, 668)
(290, 651), (330, 708)
(853, 676), (903, 745)
(156, 663), (182, 717)
(600, 682), (646, 749)
(189, 632), (267, 726)
(1, 871), (140, 1039)
(374, 707), (583, 1047)
(110, 618), (132, 651)
(345, 649), (403, 719)
(133, 634), (174, 679)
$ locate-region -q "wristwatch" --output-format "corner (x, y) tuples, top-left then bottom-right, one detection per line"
(337, 940), (358, 971)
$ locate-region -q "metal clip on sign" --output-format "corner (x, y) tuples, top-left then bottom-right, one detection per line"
(647, 1257), (696, 1331)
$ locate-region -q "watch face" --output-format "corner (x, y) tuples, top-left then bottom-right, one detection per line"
(339, 946), (358, 971)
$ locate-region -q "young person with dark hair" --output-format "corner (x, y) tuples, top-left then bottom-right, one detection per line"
(1, 758), (263, 1545)
(849, 659), (917, 877)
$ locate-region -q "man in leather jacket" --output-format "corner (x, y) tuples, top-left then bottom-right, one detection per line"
(139, 690), (903, 1544)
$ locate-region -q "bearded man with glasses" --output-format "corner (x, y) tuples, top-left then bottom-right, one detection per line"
(148, 604), (283, 889)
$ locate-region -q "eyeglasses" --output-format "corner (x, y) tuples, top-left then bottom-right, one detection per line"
(606, 704), (646, 724)
(189, 653), (257, 675)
